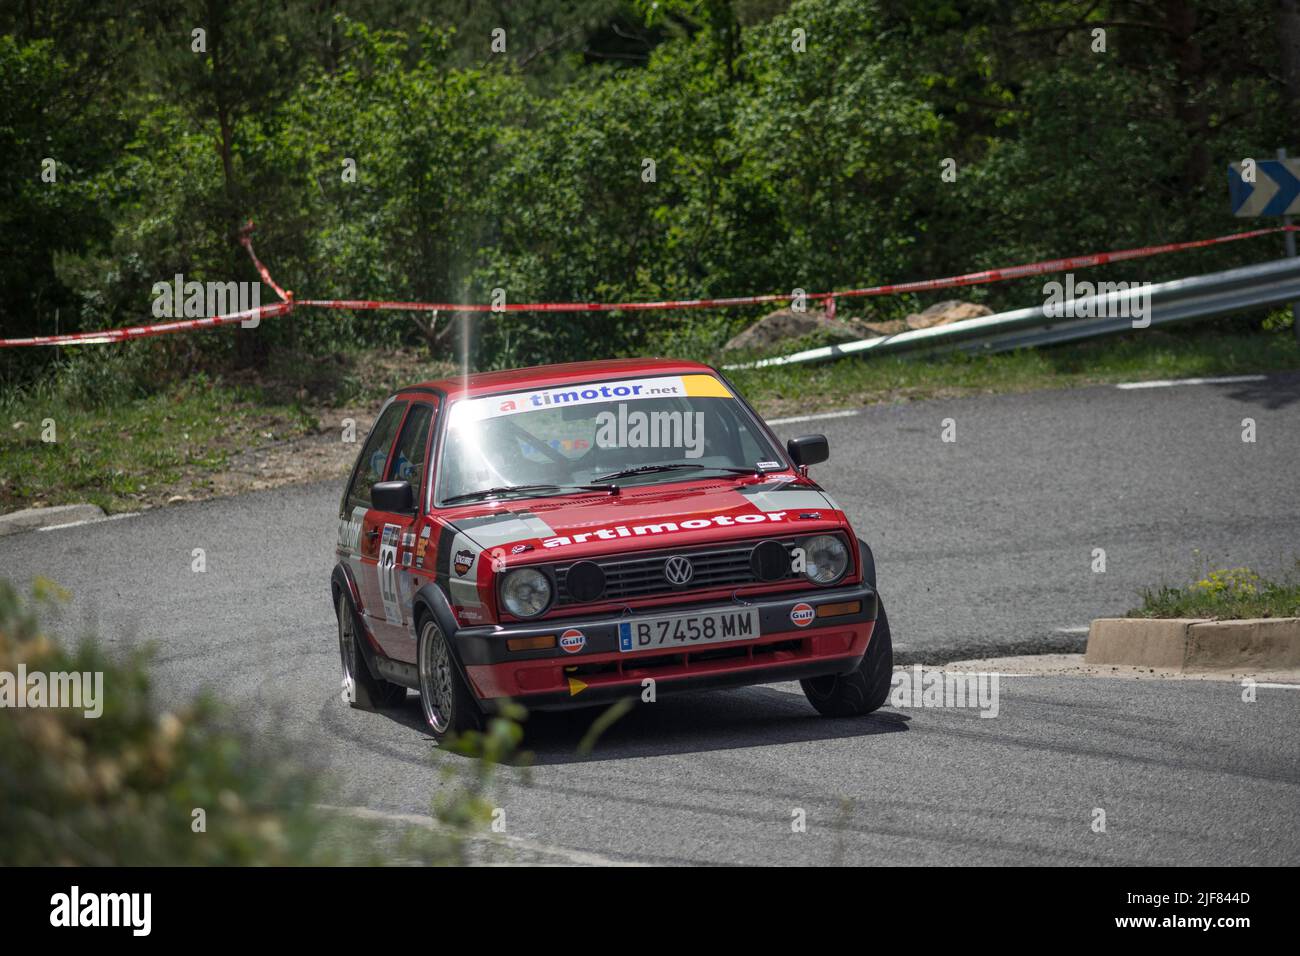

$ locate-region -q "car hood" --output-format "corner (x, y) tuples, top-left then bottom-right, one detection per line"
(441, 478), (847, 562)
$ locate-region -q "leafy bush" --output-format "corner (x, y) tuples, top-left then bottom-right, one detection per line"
(1, 0), (1293, 382)
(0, 578), (520, 864)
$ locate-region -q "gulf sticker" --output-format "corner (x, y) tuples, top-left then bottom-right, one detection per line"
(790, 603), (815, 628)
(450, 374), (732, 424)
(559, 629), (587, 654)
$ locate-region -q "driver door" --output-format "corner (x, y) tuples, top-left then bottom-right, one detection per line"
(364, 399), (436, 660)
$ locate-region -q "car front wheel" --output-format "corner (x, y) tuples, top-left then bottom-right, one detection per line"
(801, 601), (894, 717)
(416, 615), (483, 742)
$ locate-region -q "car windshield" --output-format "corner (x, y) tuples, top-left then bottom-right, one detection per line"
(435, 372), (786, 504)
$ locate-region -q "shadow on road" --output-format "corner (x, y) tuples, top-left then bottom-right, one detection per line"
(1218, 370), (1300, 411)
(345, 684), (908, 765)
(513, 685), (906, 765)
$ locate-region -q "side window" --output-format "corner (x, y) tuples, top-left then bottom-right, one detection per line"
(345, 401), (407, 509)
(386, 403), (435, 495)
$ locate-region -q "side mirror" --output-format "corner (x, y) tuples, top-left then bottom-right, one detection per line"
(371, 480), (415, 513)
(787, 434), (829, 468)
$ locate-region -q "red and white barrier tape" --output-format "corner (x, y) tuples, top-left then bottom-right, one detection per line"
(832, 226), (1297, 299)
(3, 223), (1296, 348)
(0, 302), (294, 348)
(236, 222), (293, 304)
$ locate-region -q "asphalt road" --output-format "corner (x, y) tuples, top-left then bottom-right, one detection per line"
(3, 374), (1298, 865)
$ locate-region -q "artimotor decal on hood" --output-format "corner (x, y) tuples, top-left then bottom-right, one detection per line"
(439, 484), (843, 556)
(542, 511), (790, 548)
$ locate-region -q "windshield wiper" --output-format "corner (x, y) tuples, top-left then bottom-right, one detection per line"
(442, 483), (615, 506)
(595, 463), (775, 482)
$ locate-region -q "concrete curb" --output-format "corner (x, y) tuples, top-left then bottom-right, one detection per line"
(0, 504), (106, 537)
(1086, 617), (1300, 672)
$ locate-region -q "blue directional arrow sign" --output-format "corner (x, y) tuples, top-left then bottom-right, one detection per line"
(1228, 160), (1300, 217)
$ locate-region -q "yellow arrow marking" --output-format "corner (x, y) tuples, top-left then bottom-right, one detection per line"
(568, 677), (588, 696)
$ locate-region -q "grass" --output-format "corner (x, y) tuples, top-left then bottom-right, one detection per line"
(1130, 564), (1300, 620)
(0, 344), (456, 516)
(728, 325), (1300, 417)
(1, 372), (317, 515)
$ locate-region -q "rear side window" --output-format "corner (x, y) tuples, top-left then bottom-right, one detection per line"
(345, 401), (407, 510)
(386, 403), (435, 495)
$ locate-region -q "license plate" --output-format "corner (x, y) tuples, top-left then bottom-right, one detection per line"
(617, 608), (761, 653)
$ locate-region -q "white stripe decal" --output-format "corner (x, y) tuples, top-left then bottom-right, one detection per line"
(742, 489), (830, 513)
(456, 514), (555, 548)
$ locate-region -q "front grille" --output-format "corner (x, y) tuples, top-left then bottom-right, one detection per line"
(553, 539), (799, 605)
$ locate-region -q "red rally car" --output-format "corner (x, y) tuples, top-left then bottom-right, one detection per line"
(331, 358), (892, 741)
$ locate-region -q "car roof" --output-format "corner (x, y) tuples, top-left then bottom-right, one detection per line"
(398, 357), (720, 401)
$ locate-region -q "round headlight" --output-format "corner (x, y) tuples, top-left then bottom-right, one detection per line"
(801, 534), (848, 585)
(500, 567), (552, 618)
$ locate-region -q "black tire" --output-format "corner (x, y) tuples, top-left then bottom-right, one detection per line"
(416, 613), (483, 742)
(336, 591), (407, 710)
(800, 601), (894, 717)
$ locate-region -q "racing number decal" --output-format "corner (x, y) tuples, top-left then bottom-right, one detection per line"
(378, 523), (403, 623)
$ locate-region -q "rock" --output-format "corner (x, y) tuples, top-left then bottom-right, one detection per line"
(858, 319), (909, 336)
(903, 300), (992, 330)
(722, 308), (874, 354)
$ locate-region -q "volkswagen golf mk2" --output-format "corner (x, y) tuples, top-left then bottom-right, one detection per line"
(331, 358), (891, 740)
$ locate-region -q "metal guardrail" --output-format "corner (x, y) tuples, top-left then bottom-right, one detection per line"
(725, 257), (1300, 370)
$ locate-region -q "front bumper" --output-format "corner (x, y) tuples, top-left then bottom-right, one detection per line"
(456, 583), (878, 710)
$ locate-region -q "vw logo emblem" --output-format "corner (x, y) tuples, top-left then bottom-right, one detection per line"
(664, 555), (694, 587)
